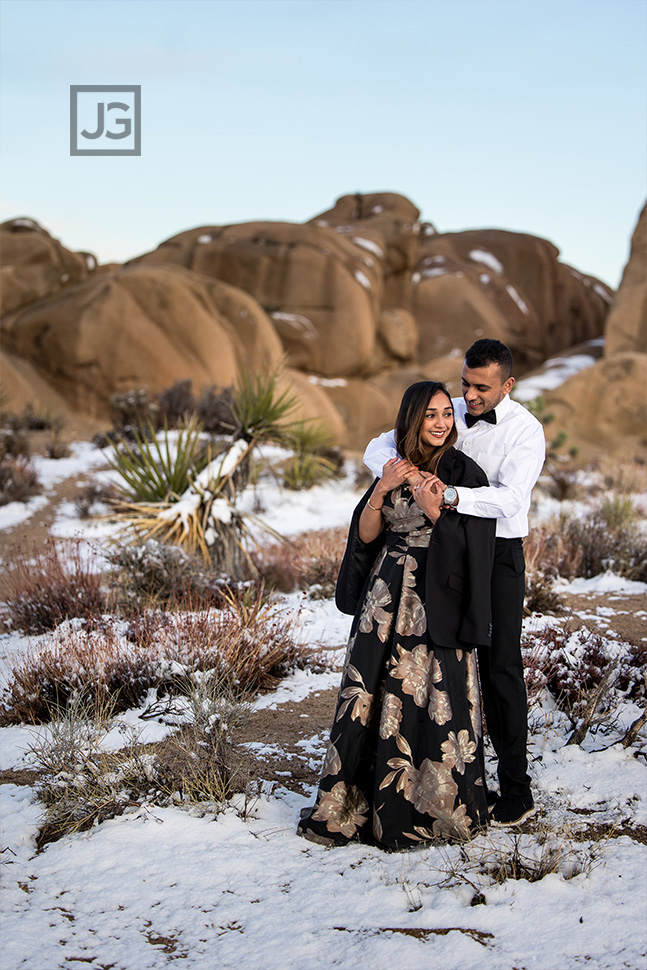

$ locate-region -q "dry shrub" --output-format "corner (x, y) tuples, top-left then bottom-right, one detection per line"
(107, 539), (227, 608)
(524, 523), (582, 581)
(569, 512), (647, 582)
(3, 541), (107, 633)
(74, 480), (120, 519)
(0, 622), (158, 723)
(602, 461), (647, 495)
(0, 455), (42, 505)
(544, 464), (582, 501)
(29, 677), (250, 847)
(524, 570), (563, 615)
(521, 638), (558, 708)
(44, 426), (71, 459)
(0, 424), (30, 460)
(526, 506), (647, 583)
(1, 589), (307, 724)
(521, 626), (646, 713)
(252, 527), (347, 596)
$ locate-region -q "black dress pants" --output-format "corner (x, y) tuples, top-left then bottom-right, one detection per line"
(477, 537), (531, 798)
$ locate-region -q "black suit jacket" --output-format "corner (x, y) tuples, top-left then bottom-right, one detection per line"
(335, 448), (495, 650)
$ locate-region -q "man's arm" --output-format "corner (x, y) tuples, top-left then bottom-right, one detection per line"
(363, 430), (397, 476)
(455, 424), (546, 519)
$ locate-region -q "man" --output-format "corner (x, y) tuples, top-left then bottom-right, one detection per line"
(363, 338), (545, 826)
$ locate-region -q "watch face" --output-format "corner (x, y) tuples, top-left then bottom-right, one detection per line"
(444, 486), (457, 503)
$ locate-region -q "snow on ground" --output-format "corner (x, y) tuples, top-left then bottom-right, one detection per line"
(1, 438), (646, 969)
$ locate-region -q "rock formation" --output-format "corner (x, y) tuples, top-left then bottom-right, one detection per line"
(542, 203), (647, 461)
(1, 195), (616, 449)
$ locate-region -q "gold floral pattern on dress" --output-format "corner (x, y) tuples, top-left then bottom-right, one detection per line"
(379, 692), (403, 739)
(465, 650), (482, 739)
(405, 807), (473, 843)
(391, 643), (433, 707)
(312, 781), (369, 838)
(441, 730), (477, 774)
(428, 683), (452, 725)
(431, 803), (472, 842)
(358, 577), (393, 642)
(396, 586), (427, 638)
(409, 758), (458, 816)
(383, 486), (428, 533)
(337, 665), (373, 725)
(321, 741), (342, 778)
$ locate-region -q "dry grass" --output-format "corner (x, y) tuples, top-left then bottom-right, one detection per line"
(0, 587), (308, 724)
(27, 675), (252, 848)
(252, 527), (347, 597)
(2, 541), (107, 633)
(430, 820), (607, 901)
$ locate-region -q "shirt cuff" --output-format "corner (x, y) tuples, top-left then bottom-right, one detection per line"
(454, 486), (475, 514)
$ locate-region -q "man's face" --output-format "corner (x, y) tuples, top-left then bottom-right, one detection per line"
(461, 361), (515, 416)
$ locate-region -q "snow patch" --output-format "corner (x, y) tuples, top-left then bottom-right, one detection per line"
(469, 249), (504, 275)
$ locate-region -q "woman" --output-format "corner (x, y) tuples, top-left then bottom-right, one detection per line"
(297, 381), (496, 850)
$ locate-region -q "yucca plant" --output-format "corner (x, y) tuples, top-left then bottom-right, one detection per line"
(280, 420), (339, 490)
(232, 369), (298, 444)
(107, 414), (208, 503)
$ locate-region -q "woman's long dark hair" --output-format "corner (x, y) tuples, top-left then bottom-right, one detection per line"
(395, 381), (457, 473)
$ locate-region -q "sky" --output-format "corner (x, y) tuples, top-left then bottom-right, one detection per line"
(0, 0), (645, 289)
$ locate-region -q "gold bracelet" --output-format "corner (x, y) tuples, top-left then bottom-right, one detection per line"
(367, 498), (383, 512)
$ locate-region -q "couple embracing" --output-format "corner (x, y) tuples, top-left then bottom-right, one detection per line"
(298, 338), (546, 850)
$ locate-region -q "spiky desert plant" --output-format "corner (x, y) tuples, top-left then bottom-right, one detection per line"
(107, 414), (208, 503)
(232, 368), (298, 444)
(279, 421), (340, 490)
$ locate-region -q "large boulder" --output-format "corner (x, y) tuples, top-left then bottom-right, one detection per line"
(605, 202), (647, 355)
(133, 222), (380, 377)
(308, 191), (422, 274)
(411, 230), (612, 371)
(1, 264), (284, 419)
(542, 352), (647, 460)
(0, 217), (96, 317)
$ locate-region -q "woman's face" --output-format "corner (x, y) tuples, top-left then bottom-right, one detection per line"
(420, 391), (454, 449)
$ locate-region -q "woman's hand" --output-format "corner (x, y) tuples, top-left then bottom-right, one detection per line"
(411, 476), (444, 523)
(376, 457), (418, 498)
(359, 457), (417, 543)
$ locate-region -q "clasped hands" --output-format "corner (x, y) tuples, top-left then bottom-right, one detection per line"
(377, 458), (447, 523)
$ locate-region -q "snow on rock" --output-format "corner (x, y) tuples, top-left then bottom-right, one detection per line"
(271, 311), (318, 339)
(352, 237), (384, 259)
(354, 270), (372, 289)
(469, 249), (504, 275)
(506, 284), (530, 315)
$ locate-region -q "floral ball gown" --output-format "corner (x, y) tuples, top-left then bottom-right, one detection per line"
(298, 484), (489, 850)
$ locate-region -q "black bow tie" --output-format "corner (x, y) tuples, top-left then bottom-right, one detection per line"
(464, 409), (497, 428)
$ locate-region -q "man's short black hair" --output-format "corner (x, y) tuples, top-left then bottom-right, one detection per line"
(464, 338), (513, 380)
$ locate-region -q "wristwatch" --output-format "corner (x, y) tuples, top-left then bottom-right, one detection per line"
(442, 485), (458, 507)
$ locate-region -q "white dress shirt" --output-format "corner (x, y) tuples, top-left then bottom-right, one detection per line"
(362, 394), (546, 538)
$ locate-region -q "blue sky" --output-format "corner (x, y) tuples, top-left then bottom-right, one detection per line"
(1, 0), (645, 287)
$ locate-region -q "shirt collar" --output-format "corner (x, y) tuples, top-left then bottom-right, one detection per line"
(493, 394), (512, 420)
(457, 393), (512, 423)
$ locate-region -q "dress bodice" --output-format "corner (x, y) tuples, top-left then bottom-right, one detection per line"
(381, 485), (433, 546)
